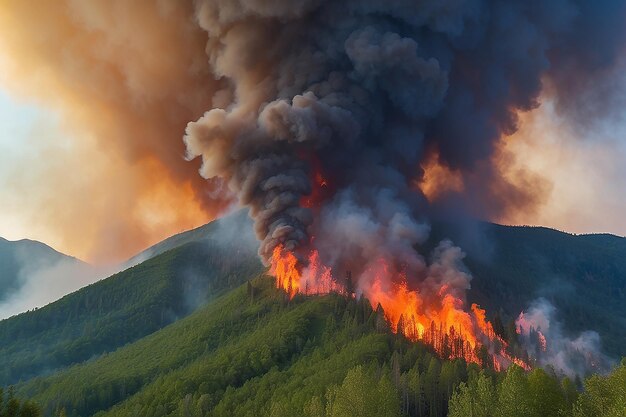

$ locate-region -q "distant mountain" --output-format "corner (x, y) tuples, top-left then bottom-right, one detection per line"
(0, 237), (84, 303)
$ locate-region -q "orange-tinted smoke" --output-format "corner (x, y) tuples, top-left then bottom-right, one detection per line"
(413, 130), (550, 225)
(417, 149), (464, 202)
(0, 1), (232, 262)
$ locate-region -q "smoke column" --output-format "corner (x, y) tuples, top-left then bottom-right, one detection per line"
(184, 1), (625, 273)
(182, 0), (625, 366)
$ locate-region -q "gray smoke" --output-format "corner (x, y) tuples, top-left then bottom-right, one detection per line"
(184, 0), (626, 273)
(516, 298), (615, 378)
(180, 2), (626, 370)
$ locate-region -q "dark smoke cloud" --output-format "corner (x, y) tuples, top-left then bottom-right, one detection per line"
(184, 0), (626, 269)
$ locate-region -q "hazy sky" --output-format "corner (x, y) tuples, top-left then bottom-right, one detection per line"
(0, 90), (61, 242)
(0, 91), (211, 263)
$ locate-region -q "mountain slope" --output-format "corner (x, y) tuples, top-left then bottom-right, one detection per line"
(0, 221), (262, 386)
(125, 209), (253, 266)
(2, 215), (624, 406)
(0, 237), (83, 303)
(18, 275), (469, 417)
(132, 217), (626, 358)
(18, 276), (623, 417)
(445, 224), (626, 358)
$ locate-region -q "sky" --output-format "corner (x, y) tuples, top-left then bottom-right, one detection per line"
(0, 86), (211, 264)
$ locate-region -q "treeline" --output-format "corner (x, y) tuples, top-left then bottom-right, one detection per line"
(449, 359), (626, 417)
(0, 388), (40, 417)
(285, 359), (626, 417)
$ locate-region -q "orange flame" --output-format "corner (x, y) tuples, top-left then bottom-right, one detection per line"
(538, 330), (547, 352)
(270, 246), (300, 298)
(270, 244), (531, 370)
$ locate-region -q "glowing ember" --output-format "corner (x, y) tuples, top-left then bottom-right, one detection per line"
(270, 244), (530, 370)
(538, 330), (547, 352)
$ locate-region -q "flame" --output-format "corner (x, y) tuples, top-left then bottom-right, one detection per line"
(270, 246), (300, 298)
(270, 244), (531, 370)
(270, 245), (342, 298)
(299, 154), (332, 209)
(537, 330), (547, 352)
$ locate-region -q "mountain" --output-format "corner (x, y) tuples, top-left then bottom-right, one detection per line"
(1, 214), (624, 416)
(125, 216), (626, 358)
(16, 275), (456, 417)
(436, 223), (626, 358)
(0, 237), (85, 303)
(14, 275), (626, 417)
(0, 214), (262, 386)
(124, 209), (254, 267)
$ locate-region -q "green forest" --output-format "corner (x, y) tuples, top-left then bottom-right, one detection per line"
(4, 276), (624, 417)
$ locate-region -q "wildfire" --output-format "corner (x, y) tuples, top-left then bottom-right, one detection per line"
(301, 162), (331, 208)
(270, 245), (341, 298)
(538, 330), (547, 352)
(270, 244), (530, 370)
(270, 246), (300, 298)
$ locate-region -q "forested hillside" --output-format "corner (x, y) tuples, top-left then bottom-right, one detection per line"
(129, 215), (626, 358)
(15, 276), (625, 417)
(0, 238), (261, 386)
(428, 223), (626, 358)
(1, 215), (625, 416)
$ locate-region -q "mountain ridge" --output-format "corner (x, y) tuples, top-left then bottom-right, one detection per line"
(0, 213), (623, 403)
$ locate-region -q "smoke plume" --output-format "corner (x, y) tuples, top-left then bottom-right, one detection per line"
(516, 298), (614, 378)
(183, 0), (626, 269)
(1, 1), (624, 263)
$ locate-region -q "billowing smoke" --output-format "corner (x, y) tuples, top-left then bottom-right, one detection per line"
(516, 298), (614, 378)
(183, 0), (626, 270)
(1, 1), (624, 264)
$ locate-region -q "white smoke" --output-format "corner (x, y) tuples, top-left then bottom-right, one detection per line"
(0, 247), (114, 320)
(516, 298), (615, 378)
